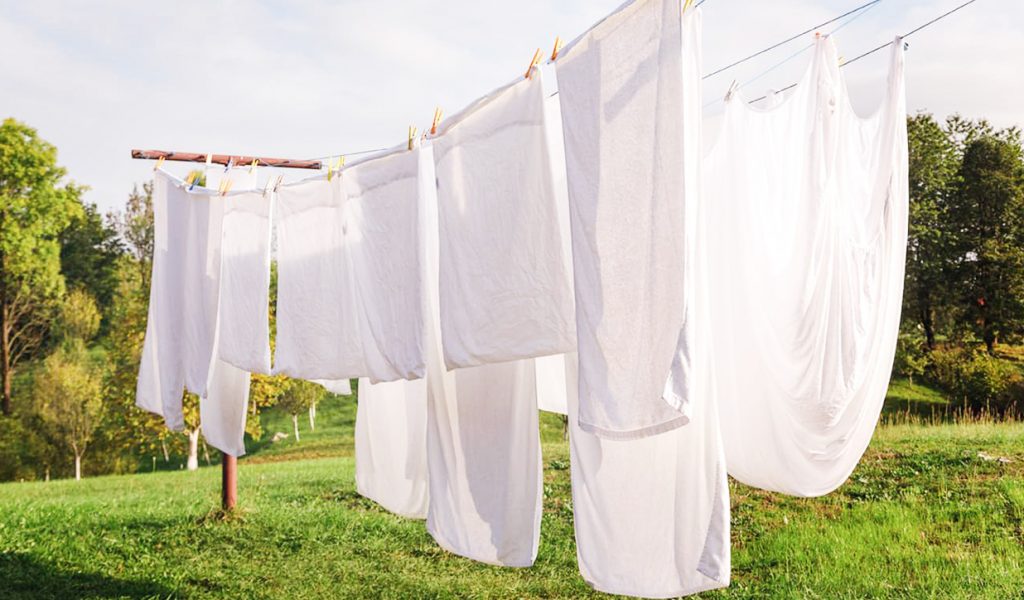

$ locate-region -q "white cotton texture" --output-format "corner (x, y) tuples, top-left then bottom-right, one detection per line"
(432, 75), (576, 371)
(706, 37), (908, 497)
(422, 140), (544, 567)
(556, 0), (699, 440)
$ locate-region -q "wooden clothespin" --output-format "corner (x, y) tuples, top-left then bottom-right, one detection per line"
(249, 158), (259, 174)
(154, 155), (165, 171)
(550, 36), (563, 61)
(263, 177), (273, 197)
(525, 48), (542, 79)
(430, 107), (443, 136)
(205, 153), (213, 168)
(408, 126), (418, 151)
(273, 175), (284, 193)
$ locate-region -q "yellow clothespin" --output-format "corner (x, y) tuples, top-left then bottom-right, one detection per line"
(838, 55), (845, 66)
(683, 0), (695, 12)
(205, 152), (213, 168)
(219, 178), (233, 196)
(431, 107), (443, 136)
(185, 172), (197, 186)
(154, 155), (165, 171)
(550, 36), (563, 61)
(408, 126), (418, 151)
(525, 48), (542, 79)
(249, 158), (259, 174)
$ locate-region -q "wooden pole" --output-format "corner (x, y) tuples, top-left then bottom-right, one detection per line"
(222, 453), (237, 511)
(131, 149), (323, 170)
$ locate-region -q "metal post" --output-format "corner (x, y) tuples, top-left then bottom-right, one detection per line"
(222, 453), (237, 511)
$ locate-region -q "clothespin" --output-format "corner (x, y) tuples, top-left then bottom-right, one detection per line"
(205, 153), (213, 168)
(154, 155), (165, 171)
(724, 80), (740, 102)
(525, 48), (542, 79)
(408, 126), (418, 151)
(326, 156), (345, 181)
(430, 107), (443, 136)
(185, 172), (197, 186)
(683, 0), (695, 12)
(249, 158), (259, 174)
(262, 177), (273, 197)
(838, 55), (845, 66)
(223, 156), (234, 173)
(550, 36), (563, 61)
(273, 175), (284, 193)
(219, 178), (233, 196)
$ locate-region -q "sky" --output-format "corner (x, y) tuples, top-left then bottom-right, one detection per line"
(1, 0), (1021, 214)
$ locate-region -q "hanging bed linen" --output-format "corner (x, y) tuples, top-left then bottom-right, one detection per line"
(706, 36), (908, 497)
(432, 73), (575, 371)
(422, 134), (543, 567)
(136, 170), (252, 457)
(555, 0), (700, 440)
(355, 378), (429, 519)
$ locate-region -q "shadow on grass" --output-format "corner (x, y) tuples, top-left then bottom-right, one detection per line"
(0, 552), (177, 599)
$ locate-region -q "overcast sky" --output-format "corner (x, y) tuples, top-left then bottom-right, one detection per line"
(1, 0), (1020, 214)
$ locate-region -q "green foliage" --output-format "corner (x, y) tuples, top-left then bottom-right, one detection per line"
(948, 134), (1024, 353)
(278, 379), (323, 416)
(59, 201), (123, 323)
(30, 344), (105, 477)
(58, 288), (101, 345)
(0, 118), (83, 415)
(930, 346), (1024, 416)
(892, 333), (929, 385)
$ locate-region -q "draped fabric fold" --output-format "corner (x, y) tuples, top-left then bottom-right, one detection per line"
(556, 0), (698, 440)
(706, 37), (908, 497)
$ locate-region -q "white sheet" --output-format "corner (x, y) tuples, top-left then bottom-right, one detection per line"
(344, 148), (426, 382)
(137, 171), (224, 432)
(432, 75), (575, 370)
(422, 141), (544, 567)
(706, 37), (908, 497)
(274, 177), (365, 381)
(356, 378), (429, 519)
(555, 0), (699, 439)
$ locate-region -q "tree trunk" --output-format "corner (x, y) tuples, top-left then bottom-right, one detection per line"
(920, 306), (935, 349)
(308, 402), (316, 432)
(187, 428), (200, 471)
(1, 305), (11, 417)
(45, 467), (50, 482)
(161, 439), (169, 461)
(292, 414), (300, 443)
(74, 453), (82, 481)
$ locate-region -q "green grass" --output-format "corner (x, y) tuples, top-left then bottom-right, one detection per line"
(2, 391), (1023, 598)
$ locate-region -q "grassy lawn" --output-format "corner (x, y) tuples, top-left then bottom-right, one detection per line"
(1, 387), (1023, 598)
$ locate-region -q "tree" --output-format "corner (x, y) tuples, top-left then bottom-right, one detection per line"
(904, 114), (959, 348)
(110, 181), (154, 289)
(950, 134), (1024, 354)
(59, 288), (101, 344)
(278, 379), (322, 442)
(0, 118), (83, 416)
(32, 346), (104, 480)
(60, 201), (123, 326)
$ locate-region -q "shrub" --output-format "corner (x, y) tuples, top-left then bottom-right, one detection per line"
(930, 346), (1024, 416)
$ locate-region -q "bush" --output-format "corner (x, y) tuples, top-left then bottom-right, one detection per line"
(893, 334), (930, 385)
(930, 346), (1024, 416)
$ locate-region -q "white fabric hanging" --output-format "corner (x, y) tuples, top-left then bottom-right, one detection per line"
(566, 349), (730, 598)
(556, 0), (699, 440)
(274, 177), (365, 381)
(355, 378), (429, 519)
(217, 181), (273, 375)
(199, 167), (258, 457)
(315, 379), (353, 395)
(422, 141), (544, 567)
(431, 75), (576, 370)
(706, 37), (908, 497)
(137, 171), (225, 431)
(344, 148), (426, 382)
